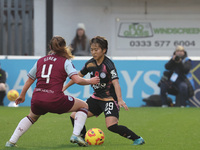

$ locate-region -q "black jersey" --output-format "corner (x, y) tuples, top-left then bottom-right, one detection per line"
(0, 69), (6, 83)
(80, 56), (119, 101)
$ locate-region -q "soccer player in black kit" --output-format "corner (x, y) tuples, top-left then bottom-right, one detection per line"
(63, 36), (145, 145)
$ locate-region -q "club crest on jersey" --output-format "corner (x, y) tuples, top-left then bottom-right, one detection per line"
(68, 96), (73, 101)
(100, 72), (106, 79)
(110, 70), (117, 78)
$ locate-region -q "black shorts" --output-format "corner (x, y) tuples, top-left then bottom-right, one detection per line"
(86, 97), (119, 119)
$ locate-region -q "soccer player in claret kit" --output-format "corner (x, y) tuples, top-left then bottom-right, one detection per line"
(63, 36), (145, 145)
(5, 36), (100, 147)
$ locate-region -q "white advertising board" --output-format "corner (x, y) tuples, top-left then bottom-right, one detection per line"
(115, 17), (200, 51)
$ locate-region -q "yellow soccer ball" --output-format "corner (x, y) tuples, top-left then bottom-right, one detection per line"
(7, 90), (19, 101)
(85, 128), (105, 145)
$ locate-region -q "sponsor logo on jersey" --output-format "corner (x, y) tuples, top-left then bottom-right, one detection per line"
(100, 72), (106, 78)
(92, 83), (106, 89)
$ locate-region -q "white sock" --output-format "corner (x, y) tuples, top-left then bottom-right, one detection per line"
(73, 110), (87, 136)
(9, 116), (33, 144)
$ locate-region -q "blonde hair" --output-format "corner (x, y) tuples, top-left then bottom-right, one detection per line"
(49, 36), (74, 59)
(175, 45), (185, 51)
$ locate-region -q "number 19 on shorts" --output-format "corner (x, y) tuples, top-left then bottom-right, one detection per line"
(105, 102), (114, 115)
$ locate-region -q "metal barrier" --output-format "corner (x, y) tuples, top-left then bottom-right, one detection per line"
(0, 0), (33, 55)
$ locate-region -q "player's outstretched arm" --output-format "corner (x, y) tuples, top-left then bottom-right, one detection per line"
(15, 77), (35, 105)
(62, 71), (87, 91)
(71, 75), (100, 85)
(62, 80), (74, 91)
(112, 79), (129, 110)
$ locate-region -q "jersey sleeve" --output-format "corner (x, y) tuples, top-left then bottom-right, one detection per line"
(109, 68), (119, 80)
(28, 61), (37, 80)
(80, 63), (89, 75)
(106, 60), (119, 80)
(64, 59), (78, 78)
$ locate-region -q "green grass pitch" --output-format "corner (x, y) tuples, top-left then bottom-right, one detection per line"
(1, 107), (199, 150)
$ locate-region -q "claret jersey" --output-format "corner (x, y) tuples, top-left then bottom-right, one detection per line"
(28, 54), (77, 102)
(80, 56), (119, 101)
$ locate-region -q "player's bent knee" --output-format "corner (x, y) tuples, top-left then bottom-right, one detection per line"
(81, 104), (88, 111)
(83, 102), (88, 109)
(108, 124), (118, 133)
(74, 98), (88, 109)
(77, 107), (88, 115)
(27, 115), (37, 124)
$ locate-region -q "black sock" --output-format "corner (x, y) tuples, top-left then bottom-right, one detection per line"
(0, 91), (6, 106)
(108, 124), (140, 141)
(70, 116), (86, 138)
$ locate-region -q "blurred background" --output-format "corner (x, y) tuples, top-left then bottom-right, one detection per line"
(0, 0), (200, 107)
(1, 0), (200, 56)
